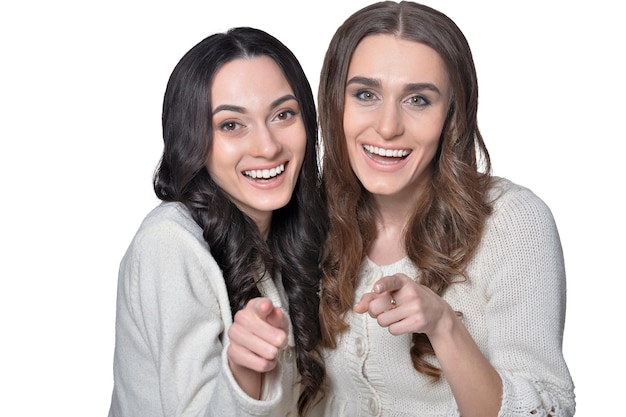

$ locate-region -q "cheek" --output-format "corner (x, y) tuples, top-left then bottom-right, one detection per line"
(206, 138), (237, 176)
(412, 112), (447, 147)
(342, 105), (360, 139)
(289, 125), (308, 160)
(415, 133), (442, 162)
(342, 109), (364, 158)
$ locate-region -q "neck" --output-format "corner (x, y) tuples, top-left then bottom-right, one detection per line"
(256, 217), (271, 240)
(367, 181), (428, 265)
(242, 210), (271, 240)
(366, 197), (411, 266)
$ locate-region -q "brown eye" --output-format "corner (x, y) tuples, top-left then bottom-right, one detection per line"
(273, 109), (296, 122)
(220, 121), (240, 131)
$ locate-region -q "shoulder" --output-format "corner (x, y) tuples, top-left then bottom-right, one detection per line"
(470, 178), (566, 298)
(130, 202), (206, 253)
(118, 202), (228, 314)
(477, 177), (564, 269)
(138, 202), (203, 239)
(487, 176), (556, 229)
(121, 202), (217, 279)
(479, 176), (563, 263)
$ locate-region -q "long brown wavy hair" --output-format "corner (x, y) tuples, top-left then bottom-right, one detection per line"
(318, 1), (493, 381)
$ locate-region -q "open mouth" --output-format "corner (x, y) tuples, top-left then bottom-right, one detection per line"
(363, 145), (410, 164)
(243, 163), (286, 181)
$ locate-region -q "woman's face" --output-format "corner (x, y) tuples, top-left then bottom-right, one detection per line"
(343, 34), (450, 201)
(207, 56), (306, 233)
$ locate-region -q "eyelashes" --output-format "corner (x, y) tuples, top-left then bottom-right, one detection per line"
(216, 108), (299, 133)
(274, 109), (297, 122)
(354, 89), (376, 101)
(352, 88), (431, 107)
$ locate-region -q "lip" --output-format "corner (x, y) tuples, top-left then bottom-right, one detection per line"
(361, 144), (411, 171)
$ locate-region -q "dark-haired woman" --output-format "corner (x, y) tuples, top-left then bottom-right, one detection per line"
(108, 27), (325, 417)
(317, 2), (575, 416)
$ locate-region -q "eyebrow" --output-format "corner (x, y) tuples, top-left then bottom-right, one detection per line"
(212, 104), (245, 116)
(346, 76), (441, 95)
(271, 94), (298, 108)
(212, 94), (298, 116)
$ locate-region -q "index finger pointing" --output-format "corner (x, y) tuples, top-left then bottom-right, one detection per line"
(249, 297), (274, 318)
(373, 273), (407, 294)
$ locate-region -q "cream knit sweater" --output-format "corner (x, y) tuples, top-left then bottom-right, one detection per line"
(108, 202), (303, 417)
(318, 177), (575, 416)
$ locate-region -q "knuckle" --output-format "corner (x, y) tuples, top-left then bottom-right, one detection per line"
(262, 345), (279, 361)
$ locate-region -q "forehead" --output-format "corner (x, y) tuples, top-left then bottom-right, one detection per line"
(348, 34), (449, 87)
(211, 56), (293, 105)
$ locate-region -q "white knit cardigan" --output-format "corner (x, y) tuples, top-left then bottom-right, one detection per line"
(108, 202), (303, 417)
(318, 177), (576, 417)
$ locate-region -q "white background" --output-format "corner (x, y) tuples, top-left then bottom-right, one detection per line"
(1, 0), (623, 415)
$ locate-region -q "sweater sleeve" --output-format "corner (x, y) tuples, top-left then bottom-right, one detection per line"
(109, 205), (287, 417)
(481, 185), (576, 416)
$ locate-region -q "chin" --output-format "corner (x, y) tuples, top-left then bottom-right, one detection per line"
(256, 197), (292, 212)
(360, 180), (396, 195)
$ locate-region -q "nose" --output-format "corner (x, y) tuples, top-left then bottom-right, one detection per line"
(375, 101), (404, 140)
(251, 125), (282, 158)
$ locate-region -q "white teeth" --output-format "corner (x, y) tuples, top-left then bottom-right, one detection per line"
(244, 163), (285, 179)
(363, 145), (409, 158)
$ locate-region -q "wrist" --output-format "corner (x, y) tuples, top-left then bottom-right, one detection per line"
(427, 303), (459, 344)
(228, 359), (262, 399)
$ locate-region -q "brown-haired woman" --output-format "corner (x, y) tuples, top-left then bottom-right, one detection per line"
(317, 2), (575, 416)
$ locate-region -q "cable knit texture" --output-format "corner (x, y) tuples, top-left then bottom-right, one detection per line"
(318, 177), (575, 417)
(108, 202), (305, 417)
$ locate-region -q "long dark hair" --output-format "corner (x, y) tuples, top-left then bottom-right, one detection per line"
(318, 1), (492, 381)
(154, 27), (325, 415)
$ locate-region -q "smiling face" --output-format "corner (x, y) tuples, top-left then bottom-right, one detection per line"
(343, 34), (451, 203)
(207, 56), (306, 234)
